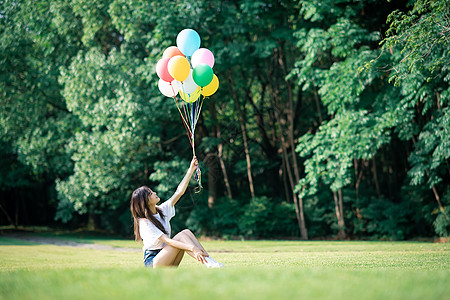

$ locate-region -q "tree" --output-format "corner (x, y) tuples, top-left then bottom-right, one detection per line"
(381, 0), (450, 236)
(292, 0), (449, 238)
(2, 0), (447, 240)
(291, 0), (392, 239)
(0, 0), (82, 226)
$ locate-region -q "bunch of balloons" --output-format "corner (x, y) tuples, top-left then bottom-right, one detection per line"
(157, 29), (219, 100)
(156, 29), (219, 192)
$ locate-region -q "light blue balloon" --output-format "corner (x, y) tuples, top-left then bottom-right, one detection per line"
(176, 29), (201, 57)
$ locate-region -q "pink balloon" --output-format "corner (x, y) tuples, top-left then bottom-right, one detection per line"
(156, 57), (174, 82)
(191, 48), (215, 68)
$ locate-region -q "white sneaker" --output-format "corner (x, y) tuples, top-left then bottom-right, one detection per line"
(205, 261), (224, 268)
(204, 257), (224, 268)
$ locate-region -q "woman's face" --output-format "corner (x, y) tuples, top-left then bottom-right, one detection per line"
(147, 189), (160, 206)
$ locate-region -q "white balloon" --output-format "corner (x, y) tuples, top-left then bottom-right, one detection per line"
(177, 69), (198, 94)
(158, 79), (179, 97)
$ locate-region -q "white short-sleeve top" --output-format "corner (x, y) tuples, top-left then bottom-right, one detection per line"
(139, 200), (176, 251)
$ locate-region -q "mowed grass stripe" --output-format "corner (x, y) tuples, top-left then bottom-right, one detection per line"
(0, 236), (448, 300)
(1, 267), (449, 300)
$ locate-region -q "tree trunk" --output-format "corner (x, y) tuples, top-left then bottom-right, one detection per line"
(202, 102), (218, 207)
(313, 89), (323, 124)
(282, 141), (307, 239)
(205, 154), (218, 208)
(372, 157), (381, 198)
(240, 116), (255, 199)
(333, 190), (346, 239)
(412, 137), (449, 222)
(87, 211), (97, 231)
(354, 159), (364, 219)
(278, 47), (308, 240)
(275, 108), (308, 240)
(209, 100), (233, 200)
(15, 190), (19, 227)
(266, 54), (308, 239)
(218, 138), (233, 201)
(431, 185), (448, 221)
(281, 157), (291, 203)
(0, 203), (16, 228)
(228, 77), (255, 198)
(436, 92), (441, 110)
(338, 189), (345, 231)
(246, 84), (277, 159)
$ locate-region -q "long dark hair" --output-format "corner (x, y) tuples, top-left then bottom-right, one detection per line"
(130, 186), (167, 242)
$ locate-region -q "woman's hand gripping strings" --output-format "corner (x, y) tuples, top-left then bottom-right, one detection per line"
(167, 156), (199, 207)
(192, 245), (208, 264)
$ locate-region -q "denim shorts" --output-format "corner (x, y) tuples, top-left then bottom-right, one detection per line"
(143, 249), (161, 267)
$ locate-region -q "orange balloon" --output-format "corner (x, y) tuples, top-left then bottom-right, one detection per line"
(163, 46), (184, 59)
(168, 56), (190, 82)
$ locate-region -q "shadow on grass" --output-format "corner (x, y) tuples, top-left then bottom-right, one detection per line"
(0, 236), (40, 246)
(0, 229), (140, 252)
(0, 226), (130, 245)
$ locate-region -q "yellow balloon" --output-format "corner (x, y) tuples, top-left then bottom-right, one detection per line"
(168, 56), (190, 82)
(201, 74), (219, 96)
(180, 87), (201, 103)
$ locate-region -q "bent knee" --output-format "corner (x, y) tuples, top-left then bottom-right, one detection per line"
(173, 229), (194, 242)
(181, 229), (193, 235)
(173, 229), (190, 241)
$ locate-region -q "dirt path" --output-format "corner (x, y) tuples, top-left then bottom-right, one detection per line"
(3, 233), (140, 252)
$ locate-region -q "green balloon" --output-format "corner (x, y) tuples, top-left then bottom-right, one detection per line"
(193, 64), (213, 87)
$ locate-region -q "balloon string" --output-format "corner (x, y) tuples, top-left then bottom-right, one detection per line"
(180, 83), (194, 143)
(171, 85), (190, 132)
(177, 82), (202, 193)
(194, 95), (204, 131)
(180, 83), (195, 155)
(173, 97), (194, 147)
(189, 99), (193, 130)
(181, 101), (191, 138)
(190, 99), (195, 156)
(170, 85), (194, 147)
(193, 96), (198, 130)
(194, 95), (201, 128)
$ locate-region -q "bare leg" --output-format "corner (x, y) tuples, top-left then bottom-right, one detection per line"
(171, 229), (206, 260)
(180, 230), (222, 268)
(153, 230), (203, 268)
(152, 246), (183, 268)
(172, 249), (185, 266)
(174, 229), (222, 268)
(179, 229), (209, 255)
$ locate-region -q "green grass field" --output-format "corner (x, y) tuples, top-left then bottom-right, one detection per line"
(0, 233), (449, 300)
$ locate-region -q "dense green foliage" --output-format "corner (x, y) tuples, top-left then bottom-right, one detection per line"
(1, 0), (448, 239)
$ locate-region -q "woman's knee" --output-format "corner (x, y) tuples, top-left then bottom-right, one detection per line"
(173, 229), (191, 241)
(181, 229), (193, 236)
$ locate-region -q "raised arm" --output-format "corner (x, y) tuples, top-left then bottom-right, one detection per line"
(168, 157), (198, 207)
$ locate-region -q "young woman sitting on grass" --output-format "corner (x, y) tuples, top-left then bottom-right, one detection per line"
(130, 156), (223, 268)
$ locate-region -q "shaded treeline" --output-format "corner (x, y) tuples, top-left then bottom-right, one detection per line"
(1, 0), (448, 239)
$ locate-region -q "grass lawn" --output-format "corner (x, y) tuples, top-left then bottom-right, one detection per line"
(0, 234), (448, 300)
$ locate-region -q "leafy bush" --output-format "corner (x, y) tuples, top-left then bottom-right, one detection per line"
(187, 197), (243, 238)
(186, 196), (298, 239)
(433, 188), (450, 237)
(433, 207), (450, 237)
